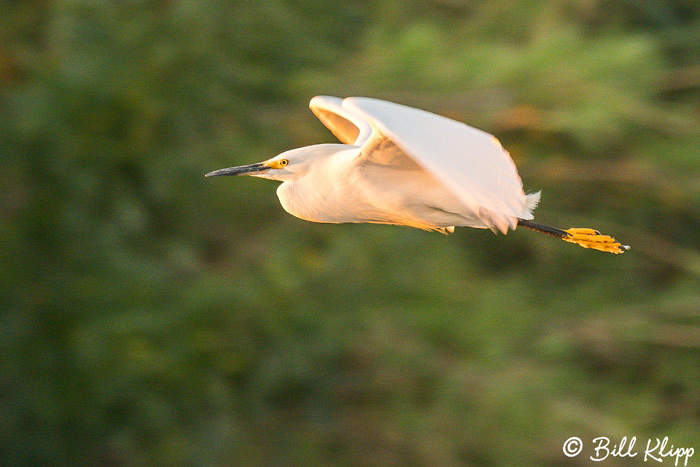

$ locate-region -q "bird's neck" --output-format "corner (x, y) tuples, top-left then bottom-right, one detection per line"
(275, 149), (379, 224)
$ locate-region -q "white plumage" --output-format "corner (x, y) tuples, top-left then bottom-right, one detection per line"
(206, 96), (627, 254)
(308, 96), (538, 233)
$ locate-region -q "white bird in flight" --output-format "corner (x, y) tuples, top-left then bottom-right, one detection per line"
(207, 96), (628, 254)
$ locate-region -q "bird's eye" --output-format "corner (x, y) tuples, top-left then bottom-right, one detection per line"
(279, 159), (288, 167)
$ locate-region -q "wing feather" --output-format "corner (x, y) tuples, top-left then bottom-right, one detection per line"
(343, 97), (530, 233)
(308, 95), (532, 234)
(309, 96), (372, 146)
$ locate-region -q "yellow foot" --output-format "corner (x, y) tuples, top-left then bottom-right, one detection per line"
(562, 228), (630, 254)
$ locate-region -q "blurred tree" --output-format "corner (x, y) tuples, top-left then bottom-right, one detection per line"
(1, 0), (699, 465)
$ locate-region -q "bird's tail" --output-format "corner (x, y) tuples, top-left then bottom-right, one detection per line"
(517, 219), (629, 254)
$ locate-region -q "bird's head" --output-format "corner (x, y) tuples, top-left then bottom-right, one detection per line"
(205, 144), (349, 182)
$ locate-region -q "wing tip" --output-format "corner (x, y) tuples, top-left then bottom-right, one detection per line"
(309, 95), (373, 146)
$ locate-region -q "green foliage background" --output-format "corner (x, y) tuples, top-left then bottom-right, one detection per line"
(2, 1), (699, 465)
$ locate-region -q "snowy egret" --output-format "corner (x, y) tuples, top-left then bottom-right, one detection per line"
(207, 96), (628, 254)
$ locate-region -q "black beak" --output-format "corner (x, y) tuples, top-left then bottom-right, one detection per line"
(205, 162), (267, 177)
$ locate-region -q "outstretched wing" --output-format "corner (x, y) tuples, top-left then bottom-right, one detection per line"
(309, 95), (531, 233)
(344, 97), (530, 233)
